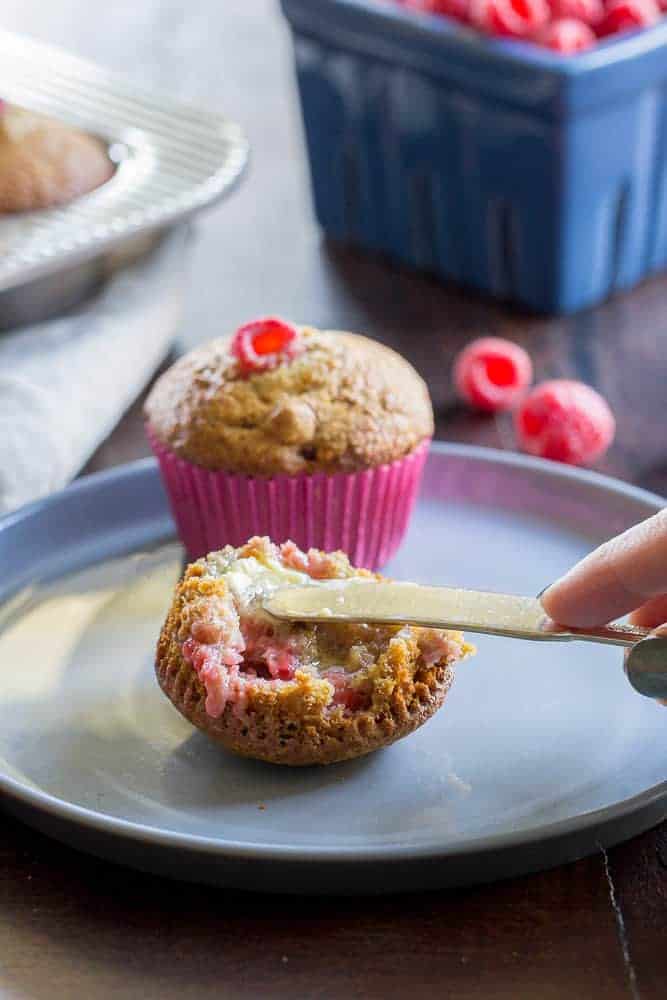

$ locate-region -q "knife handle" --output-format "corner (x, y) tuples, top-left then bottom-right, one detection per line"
(545, 620), (651, 647)
(623, 632), (667, 699)
(500, 617), (667, 700)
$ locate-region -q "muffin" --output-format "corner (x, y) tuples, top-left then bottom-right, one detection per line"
(156, 536), (473, 766)
(145, 317), (433, 569)
(0, 103), (113, 214)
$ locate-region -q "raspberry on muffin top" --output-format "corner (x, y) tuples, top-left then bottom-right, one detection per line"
(144, 321), (434, 477)
(0, 105), (113, 214)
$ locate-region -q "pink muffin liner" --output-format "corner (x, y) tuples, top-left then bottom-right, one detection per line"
(146, 426), (430, 570)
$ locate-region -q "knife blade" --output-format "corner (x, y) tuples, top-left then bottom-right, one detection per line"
(263, 579), (649, 647)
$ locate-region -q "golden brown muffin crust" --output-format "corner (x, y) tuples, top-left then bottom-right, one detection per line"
(0, 106), (113, 214)
(144, 327), (434, 476)
(155, 540), (472, 766)
(158, 635), (456, 767)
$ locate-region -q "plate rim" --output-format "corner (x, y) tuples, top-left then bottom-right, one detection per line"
(2, 442), (665, 535)
(0, 444), (665, 867)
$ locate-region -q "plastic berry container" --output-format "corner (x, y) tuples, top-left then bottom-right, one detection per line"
(280, 0), (667, 314)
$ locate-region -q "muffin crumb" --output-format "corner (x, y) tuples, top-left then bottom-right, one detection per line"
(265, 397), (317, 446)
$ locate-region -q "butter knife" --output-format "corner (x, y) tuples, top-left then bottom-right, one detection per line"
(264, 580), (667, 699)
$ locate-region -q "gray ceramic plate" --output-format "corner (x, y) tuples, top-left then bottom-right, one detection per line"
(0, 446), (665, 895)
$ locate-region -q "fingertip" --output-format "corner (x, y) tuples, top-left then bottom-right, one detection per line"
(542, 510), (667, 628)
(628, 600), (667, 630)
(540, 557), (650, 627)
(539, 572), (618, 627)
(538, 579), (565, 621)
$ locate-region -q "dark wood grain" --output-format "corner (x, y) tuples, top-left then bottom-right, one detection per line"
(0, 812), (636, 1000)
(1, 1), (666, 998)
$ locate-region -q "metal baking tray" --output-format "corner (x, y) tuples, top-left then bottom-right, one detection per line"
(0, 29), (248, 330)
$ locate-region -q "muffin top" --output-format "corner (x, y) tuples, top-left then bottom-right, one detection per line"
(145, 321), (434, 476)
(0, 105), (114, 214)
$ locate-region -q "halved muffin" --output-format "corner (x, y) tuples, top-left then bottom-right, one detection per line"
(156, 537), (473, 766)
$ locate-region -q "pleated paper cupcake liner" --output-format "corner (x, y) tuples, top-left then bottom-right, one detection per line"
(147, 427), (430, 570)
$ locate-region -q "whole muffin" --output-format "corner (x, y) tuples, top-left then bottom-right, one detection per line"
(0, 104), (113, 214)
(156, 536), (473, 766)
(145, 317), (433, 569)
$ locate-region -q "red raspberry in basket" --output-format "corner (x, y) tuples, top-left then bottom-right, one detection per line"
(514, 380), (615, 466)
(403, 0), (470, 20)
(231, 317), (303, 375)
(598, 0), (660, 35)
(470, 0), (549, 37)
(550, 0), (604, 24)
(536, 17), (597, 50)
(453, 337), (533, 412)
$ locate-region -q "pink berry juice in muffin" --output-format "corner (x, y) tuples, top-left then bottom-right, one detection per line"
(145, 318), (433, 570)
(156, 536), (474, 766)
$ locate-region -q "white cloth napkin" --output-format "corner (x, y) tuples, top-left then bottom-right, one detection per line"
(0, 224), (191, 515)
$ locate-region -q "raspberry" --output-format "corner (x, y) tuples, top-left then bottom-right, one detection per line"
(550, 0), (604, 25)
(262, 646), (298, 681)
(453, 337), (533, 412)
(403, 0), (470, 20)
(230, 317), (302, 375)
(325, 670), (371, 712)
(514, 380), (615, 466)
(536, 17), (597, 51)
(470, 0), (550, 36)
(598, 0), (660, 35)
(191, 620), (223, 645)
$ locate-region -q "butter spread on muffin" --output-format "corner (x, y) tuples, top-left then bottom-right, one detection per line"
(145, 323), (434, 477)
(0, 105), (113, 214)
(156, 536), (473, 766)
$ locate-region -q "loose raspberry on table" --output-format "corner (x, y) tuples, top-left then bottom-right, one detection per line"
(230, 317), (303, 375)
(514, 379), (615, 466)
(536, 17), (597, 50)
(453, 336), (533, 412)
(470, 0), (550, 36)
(598, 0), (660, 34)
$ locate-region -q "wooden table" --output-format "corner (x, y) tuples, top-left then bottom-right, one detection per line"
(1, 2), (665, 997)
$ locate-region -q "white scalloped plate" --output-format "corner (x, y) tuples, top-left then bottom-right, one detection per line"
(0, 446), (664, 894)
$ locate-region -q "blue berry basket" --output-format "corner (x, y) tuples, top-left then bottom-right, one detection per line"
(281, 0), (667, 314)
